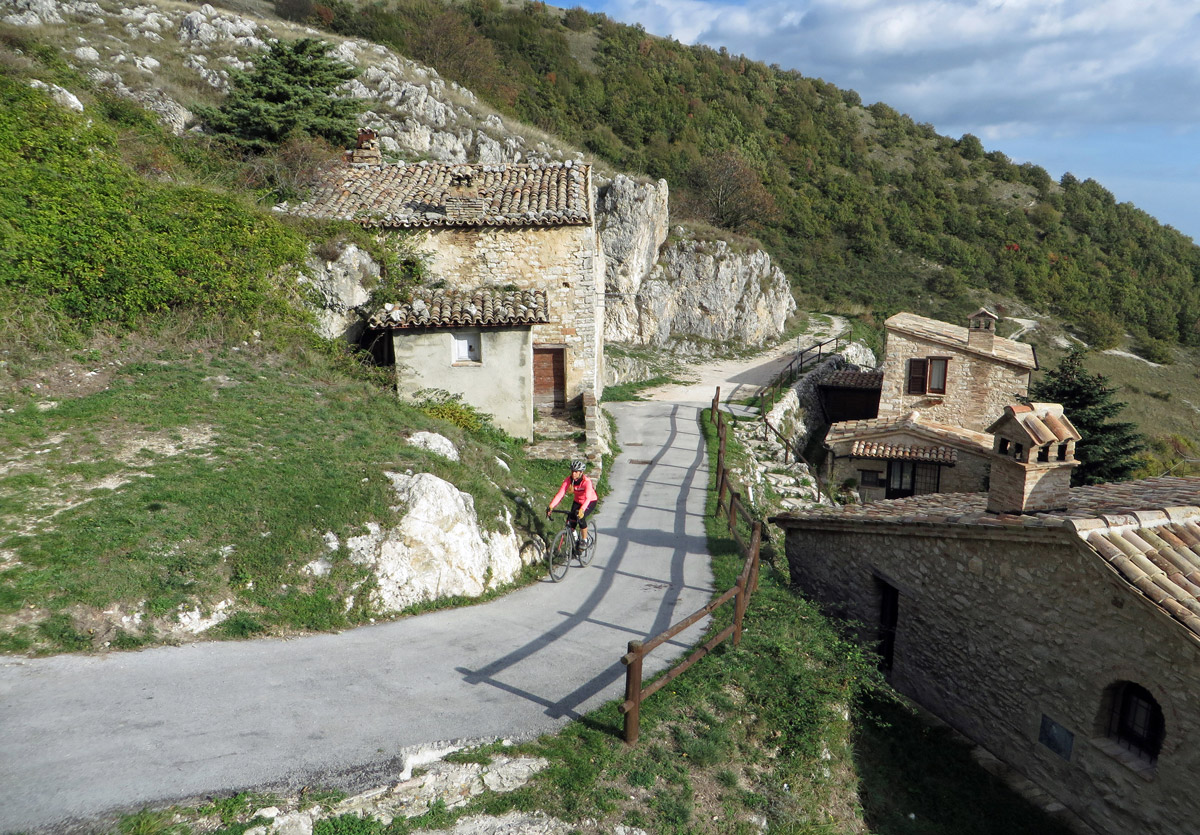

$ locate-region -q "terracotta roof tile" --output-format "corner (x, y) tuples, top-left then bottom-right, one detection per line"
(886, 311), (1037, 369)
(278, 161), (592, 229)
(826, 412), (993, 455)
(368, 288), (549, 329)
(849, 440), (958, 463)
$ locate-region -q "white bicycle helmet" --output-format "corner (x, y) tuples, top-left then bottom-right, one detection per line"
(570, 459), (587, 472)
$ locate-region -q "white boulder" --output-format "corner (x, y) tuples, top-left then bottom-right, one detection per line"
(408, 431), (460, 461)
(347, 472), (528, 612)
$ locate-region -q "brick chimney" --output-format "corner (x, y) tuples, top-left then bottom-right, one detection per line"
(986, 402), (1081, 514)
(967, 307), (999, 353)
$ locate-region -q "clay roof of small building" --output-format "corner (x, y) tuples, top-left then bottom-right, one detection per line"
(986, 402), (1082, 445)
(772, 476), (1200, 640)
(886, 311), (1037, 370)
(821, 370), (884, 390)
(849, 440), (958, 464)
(368, 288), (549, 329)
(278, 161), (592, 228)
(826, 412), (993, 456)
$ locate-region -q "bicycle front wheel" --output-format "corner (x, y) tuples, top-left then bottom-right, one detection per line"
(578, 524), (598, 566)
(548, 529), (572, 581)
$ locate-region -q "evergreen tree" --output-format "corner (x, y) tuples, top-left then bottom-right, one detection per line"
(1028, 347), (1146, 485)
(196, 38), (361, 151)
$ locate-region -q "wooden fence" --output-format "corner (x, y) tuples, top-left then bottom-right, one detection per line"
(618, 387), (762, 744)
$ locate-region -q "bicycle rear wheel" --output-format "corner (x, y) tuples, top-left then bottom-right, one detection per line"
(578, 524), (598, 566)
(548, 529), (572, 581)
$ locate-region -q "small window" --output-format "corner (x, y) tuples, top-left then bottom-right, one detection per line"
(1014, 442), (1024, 461)
(453, 332), (482, 363)
(859, 470), (884, 488)
(906, 359), (927, 394)
(1037, 445), (1050, 462)
(998, 438), (1011, 454)
(1057, 443), (1069, 460)
(928, 358), (948, 394)
(1102, 682), (1165, 764)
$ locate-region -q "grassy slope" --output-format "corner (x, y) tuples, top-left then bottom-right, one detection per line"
(0, 330), (567, 653)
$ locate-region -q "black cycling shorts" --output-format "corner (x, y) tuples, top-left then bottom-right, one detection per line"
(567, 500), (594, 528)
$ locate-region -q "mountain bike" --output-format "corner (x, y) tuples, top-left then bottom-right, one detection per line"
(547, 509), (599, 581)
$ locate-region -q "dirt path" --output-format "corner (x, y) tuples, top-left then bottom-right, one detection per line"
(644, 315), (848, 406)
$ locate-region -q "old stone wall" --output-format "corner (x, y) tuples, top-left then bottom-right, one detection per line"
(417, 224), (605, 400)
(877, 331), (1032, 431)
(783, 522), (1200, 835)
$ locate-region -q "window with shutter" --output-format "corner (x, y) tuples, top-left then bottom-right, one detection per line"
(906, 358), (928, 394)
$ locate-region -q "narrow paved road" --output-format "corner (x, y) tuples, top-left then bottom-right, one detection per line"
(0, 340), (811, 834)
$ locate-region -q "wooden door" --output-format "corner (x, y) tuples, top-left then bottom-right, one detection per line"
(534, 347), (565, 409)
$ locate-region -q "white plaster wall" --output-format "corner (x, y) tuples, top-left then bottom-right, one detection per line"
(393, 328), (534, 439)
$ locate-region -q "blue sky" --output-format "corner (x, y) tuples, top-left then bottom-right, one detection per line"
(570, 0), (1200, 243)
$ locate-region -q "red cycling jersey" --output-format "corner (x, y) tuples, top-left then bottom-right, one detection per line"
(550, 474), (597, 512)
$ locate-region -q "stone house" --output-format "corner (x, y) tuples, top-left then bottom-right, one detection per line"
(773, 421), (1200, 835)
(284, 141), (605, 433)
(824, 308), (1038, 500)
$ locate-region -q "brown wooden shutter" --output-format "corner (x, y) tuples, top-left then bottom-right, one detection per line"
(906, 358), (927, 394)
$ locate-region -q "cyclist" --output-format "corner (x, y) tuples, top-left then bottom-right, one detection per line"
(547, 459), (597, 551)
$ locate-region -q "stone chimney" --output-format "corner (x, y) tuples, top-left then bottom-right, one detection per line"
(967, 307), (999, 352)
(985, 403), (1081, 514)
(444, 166), (484, 216)
(346, 128), (382, 164)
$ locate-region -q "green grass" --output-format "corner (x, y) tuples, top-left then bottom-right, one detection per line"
(0, 334), (572, 654)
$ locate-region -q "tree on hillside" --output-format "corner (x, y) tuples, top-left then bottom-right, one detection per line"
(196, 38), (361, 152)
(685, 149), (778, 233)
(1027, 347), (1146, 485)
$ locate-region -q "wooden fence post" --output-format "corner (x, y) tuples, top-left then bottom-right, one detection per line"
(748, 521), (762, 594)
(711, 387), (720, 424)
(623, 640), (644, 744)
(728, 491), (739, 535)
(733, 574), (747, 647)
(716, 468), (727, 513)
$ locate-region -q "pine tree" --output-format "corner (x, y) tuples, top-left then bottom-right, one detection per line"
(1028, 347), (1146, 485)
(196, 38), (361, 151)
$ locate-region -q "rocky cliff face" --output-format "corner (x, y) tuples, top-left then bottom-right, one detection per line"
(629, 231), (797, 348)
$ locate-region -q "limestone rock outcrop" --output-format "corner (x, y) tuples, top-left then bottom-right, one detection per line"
(346, 472), (532, 613)
(298, 244), (379, 342)
(597, 175), (670, 342)
(631, 231), (797, 347)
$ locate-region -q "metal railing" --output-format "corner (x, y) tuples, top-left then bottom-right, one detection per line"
(753, 330), (850, 416)
(618, 387), (762, 744)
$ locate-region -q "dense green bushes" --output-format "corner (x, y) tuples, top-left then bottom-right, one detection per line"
(0, 73), (307, 329)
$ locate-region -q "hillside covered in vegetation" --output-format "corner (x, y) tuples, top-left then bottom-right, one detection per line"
(286, 0), (1200, 357)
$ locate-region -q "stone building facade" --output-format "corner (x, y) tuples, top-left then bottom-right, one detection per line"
(824, 309), (1038, 500)
(774, 453), (1200, 835)
(824, 412), (992, 502)
(283, 152), (605, 415)
(876, 309), (1036, 430)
